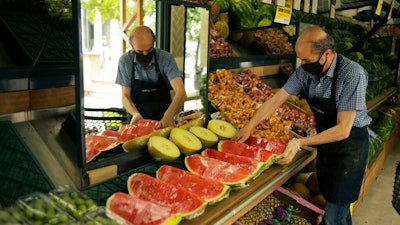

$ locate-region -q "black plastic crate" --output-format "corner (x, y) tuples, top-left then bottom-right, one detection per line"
(0, 120), (55, 207)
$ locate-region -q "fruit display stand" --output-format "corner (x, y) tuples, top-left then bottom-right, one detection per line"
(80, 148), (316, 225)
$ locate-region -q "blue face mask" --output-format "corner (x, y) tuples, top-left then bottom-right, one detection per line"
(301, 52), (326, 75)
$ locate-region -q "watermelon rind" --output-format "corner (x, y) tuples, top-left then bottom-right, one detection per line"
(127, 173), (207, 219)
(106, 192), (182, 225)
(184, 154), (253, 188)
(156, 165), (230, 205)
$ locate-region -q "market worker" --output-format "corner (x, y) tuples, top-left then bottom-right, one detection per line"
(116, 25), (187, 128)
(233, 26), (371, 225)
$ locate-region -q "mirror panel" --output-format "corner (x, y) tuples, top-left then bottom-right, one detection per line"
(80, 0), (209, 171)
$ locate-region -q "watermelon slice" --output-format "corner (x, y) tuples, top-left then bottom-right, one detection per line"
(127, 173), (207, 219)
(85, 135), (120, 162)
(184, 154), (253, 188)
(107, 192), (182, 225)
(218, 140), (276, 167)
(156, 165), (230, 204)
(118, 124), (157, 142)
(201, 148), (266, 179)
(244, 136), (287, 160)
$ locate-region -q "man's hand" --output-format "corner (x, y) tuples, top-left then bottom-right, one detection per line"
(278, 138), (301, 165)
(130, 113), (143, 125)
(158, 116), (175, 128)
(232, 126), (252, 143)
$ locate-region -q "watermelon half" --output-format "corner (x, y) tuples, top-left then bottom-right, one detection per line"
(85, 135), (120, 163)
(157, 165), (230, 204)
(184, 154), (253, 188)
(201, 148), (266, 180)
(107, 192), (182, 225)
(244, 136), (287, 161)
(127, 173), (207, 219)
(218, 140), (276, 167)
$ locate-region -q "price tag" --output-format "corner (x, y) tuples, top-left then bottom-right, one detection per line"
(261, 0), (273, 4)
(375, 0), (384, 16)
(274, 0), (292, 25)
(276, 0), (286, 6)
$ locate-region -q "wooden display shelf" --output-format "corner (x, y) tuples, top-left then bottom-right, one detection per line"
(352, 122), (400, 214)
(366, 87), (398, 114)
(179, 150), (317, 225)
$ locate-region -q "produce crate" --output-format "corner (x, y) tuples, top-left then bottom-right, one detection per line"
(0, 120), (55, 207)
(80, 158), (187, 206)
(83, 108), (130, 134)
(235, 187), (324, 225)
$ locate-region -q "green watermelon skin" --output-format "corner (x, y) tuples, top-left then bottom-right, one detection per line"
(184, 154), (253, 188)
(127, 173), (207, 219)
(106, 192), (182, 225)
(156, 165), (230, 204)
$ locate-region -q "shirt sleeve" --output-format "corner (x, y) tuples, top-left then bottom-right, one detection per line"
(283, 69), (307, 96)
(115, 52), (133, 87)
(158, 50), (183, 81)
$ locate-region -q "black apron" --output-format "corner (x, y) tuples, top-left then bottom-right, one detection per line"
(131, 52), (172, 120)
(306, 55), (369, 203)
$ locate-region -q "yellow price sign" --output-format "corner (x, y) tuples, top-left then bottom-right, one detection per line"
(274, 0), (292, 25)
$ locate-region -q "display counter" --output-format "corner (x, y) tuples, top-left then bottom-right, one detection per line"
(180, 149), (317, 225)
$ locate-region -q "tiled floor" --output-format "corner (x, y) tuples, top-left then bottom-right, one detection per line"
(352, 139), (400, 224)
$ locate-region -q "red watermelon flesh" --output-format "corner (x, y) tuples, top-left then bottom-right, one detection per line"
(244, 136), (286, 155)
(218, 140), (275, 166)
(107, 192), (182, 225)
(156, 165), (230, 204)
(127, 173), (207, 219)
(118, 124), (157, 142)
(201, 148), (265, 179)
(135, 119), (160, 127)
(100, 129), (121, 138)
(184, 154), (253, 187)
(85, 135), (120, 162)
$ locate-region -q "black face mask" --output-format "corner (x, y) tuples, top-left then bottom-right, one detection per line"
(135, 49), (154, 66)
(301, 52), (326, 75)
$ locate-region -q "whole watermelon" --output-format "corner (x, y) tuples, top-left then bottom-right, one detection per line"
(230, 0), (258, 29)
(216, 0), (230, 12)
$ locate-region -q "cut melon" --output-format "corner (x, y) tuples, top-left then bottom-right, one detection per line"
(185, 154), (253, 188)
(122, 133), (151, 152)
(189, 126), (219, 148)
(207, 119), (237, 140)
(122, 127), (173, 152)
(107, 192), (182, 225)
(170, 127), (202, 155)
(218, 140), (275, 167)
(148, 136), (181, 163)
(178, 117), (205, 130)
(157, 165), (230, 204)
(202, 148), (265, 180)
(127, 173), (207, 219)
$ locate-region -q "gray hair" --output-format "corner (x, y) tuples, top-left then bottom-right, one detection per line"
(311, 34), (336, 54)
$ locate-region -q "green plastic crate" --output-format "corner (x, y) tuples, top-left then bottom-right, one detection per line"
(0, 120), (55, 207)
(80, 158), (187, 206)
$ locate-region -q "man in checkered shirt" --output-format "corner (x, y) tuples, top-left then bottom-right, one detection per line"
(234, 26), (371, 225)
